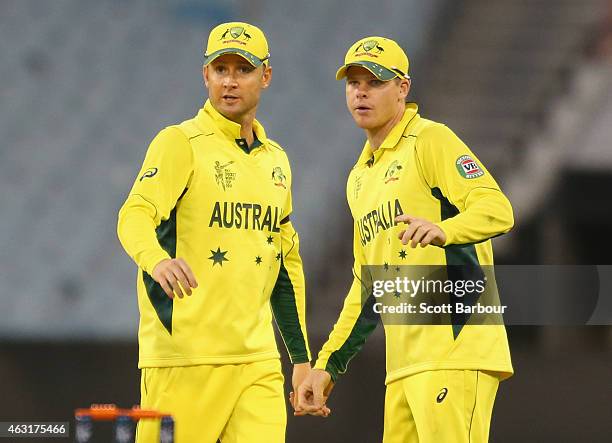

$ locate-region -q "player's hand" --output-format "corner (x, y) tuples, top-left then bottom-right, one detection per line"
(289, 362), (317, 415)
(290, 362), (311, 409)
(151, 258), (198, 299)
(395, 215), (446, 248)
(295, 369), (333, 417)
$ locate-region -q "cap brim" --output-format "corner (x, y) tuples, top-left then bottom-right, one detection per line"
(204, 48), (265, 67)
(336, 61), (398, 81)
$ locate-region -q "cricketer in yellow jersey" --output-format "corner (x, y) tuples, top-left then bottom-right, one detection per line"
(296, 37), (514, 443)
(117, 22), (316, 443)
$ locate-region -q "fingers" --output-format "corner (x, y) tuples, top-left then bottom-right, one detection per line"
(395, 214), (416, 224)
(404, 224), (433, 248)
(289, 392), (299, 411)
(299, 406), (331, 417)
(171, 266), (194, 297)
(167, 270), (186, 298)
(304, 399), (331, 417)
(157, 278), (174, 299)
(294, 383), (331, 418)
(152, 258), (198, 299)
(395, 215), (443, 248)
(410, 225), (430, 248)
(296, 383), (312, 412)
(400, 220), (421, 246)
(297, 384), (323, 414)
(313, 381), (326, 409)
(290, 392), (309, 416)
(420, 230), (437, 248)
(176, 258), (198, 289)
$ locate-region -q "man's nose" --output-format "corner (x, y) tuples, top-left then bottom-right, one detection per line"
(356, 86), (367, 98)
(223, 72), (238, 88)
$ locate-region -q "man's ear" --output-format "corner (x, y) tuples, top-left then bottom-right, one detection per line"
(203, 64), (209, 87)
(399, 78), (410, 101)
(261, 65), (272, 89)
(403, 78), (411, 98)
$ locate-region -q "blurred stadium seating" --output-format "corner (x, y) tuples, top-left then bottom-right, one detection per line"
(0, 0), (445, 337)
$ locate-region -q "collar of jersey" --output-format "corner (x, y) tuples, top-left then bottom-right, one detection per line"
(356, 103), (419, 166)
(197, 99), (269, 150)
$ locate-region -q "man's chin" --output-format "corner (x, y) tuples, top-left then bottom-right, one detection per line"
(352, 115), (375, 130)
(216, 104), (244, 122)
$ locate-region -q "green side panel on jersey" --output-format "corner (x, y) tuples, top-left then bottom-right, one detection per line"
(325, 289), (379, 382)
(431, 187), (481, 338)
(142, 205), (179, 334)
(270, 258), (309, 363)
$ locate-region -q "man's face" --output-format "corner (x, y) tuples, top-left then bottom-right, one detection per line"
(204, 54), (271, 123)
(345, 66), (408, 130)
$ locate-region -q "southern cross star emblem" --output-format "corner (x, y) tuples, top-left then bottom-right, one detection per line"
(208, 247), (229, 266)
(399, 250), (407, 259)
(275, 253), (282, 261)
(255, 256), (263, 265)
(266, 235), (274, 245)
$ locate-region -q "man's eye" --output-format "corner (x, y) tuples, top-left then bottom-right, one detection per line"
(370, 80), (383, 87)
(240, 66), (254, 73)
(215, 66), (226, 73)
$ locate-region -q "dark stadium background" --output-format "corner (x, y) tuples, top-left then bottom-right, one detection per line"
(1, 0), (611, 441)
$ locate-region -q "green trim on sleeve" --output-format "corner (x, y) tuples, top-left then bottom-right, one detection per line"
(431, 187), (480, 265)
(431, 187), (482, 338)
(325, 293), (379, 382)
(270, 258), (309, 363)
(142, 188), (187, 334)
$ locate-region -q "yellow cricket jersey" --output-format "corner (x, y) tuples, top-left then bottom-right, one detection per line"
(117, 100), (310, 368)
(314, 103), (514, 385)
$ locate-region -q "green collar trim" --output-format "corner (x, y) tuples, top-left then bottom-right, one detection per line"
(235, 133), (262, 154)
(196, 100), (270, 149)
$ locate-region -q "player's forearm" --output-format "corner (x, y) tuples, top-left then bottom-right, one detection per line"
(271, 222), (311, 363)
(314, 277), (377, 382)
(117, 197), (171, 274)
(271, 281), (311, 362)
(437, 188), (514, 246)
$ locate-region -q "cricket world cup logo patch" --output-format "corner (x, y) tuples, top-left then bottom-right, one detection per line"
(456, 155), (484, 179)
(272, 166), (287, 188)
(220, 26), (251, 45)
(214, 160), (237, 191)
(384, 160), (403, 183)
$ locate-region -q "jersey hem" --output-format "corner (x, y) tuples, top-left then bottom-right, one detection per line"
(385, 361), (514, 385)
(138, 350), (280, 368)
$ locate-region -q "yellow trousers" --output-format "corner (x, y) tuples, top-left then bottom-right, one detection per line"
(383, 370), (499, 443)
(136, 359), (286, 443)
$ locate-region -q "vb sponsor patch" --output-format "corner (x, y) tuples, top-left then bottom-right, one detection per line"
(455, 155), (484, 179)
